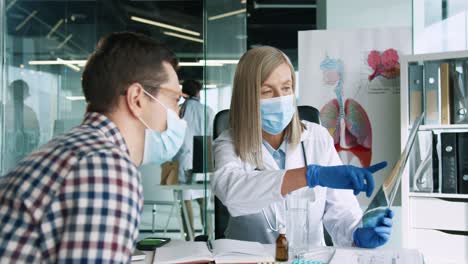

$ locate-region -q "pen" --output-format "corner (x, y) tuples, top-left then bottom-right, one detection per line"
(207, 240), (213, 252)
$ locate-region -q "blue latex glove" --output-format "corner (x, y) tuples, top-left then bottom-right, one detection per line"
(353, 208), (394, 248)
(306, 161), (387, 197)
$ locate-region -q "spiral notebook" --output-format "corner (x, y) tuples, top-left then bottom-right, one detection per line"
(154, 239), (273, 264)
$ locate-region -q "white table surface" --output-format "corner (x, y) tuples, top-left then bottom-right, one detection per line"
(134, 240), (424, 264)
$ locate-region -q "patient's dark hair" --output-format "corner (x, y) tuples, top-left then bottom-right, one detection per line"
(82, 31), (178, 113)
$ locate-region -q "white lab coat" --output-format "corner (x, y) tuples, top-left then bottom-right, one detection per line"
(212, 121), (362, 246)
(175, 98), (214, 200)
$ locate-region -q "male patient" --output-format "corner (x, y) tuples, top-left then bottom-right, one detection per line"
(0, 32), (186, 262)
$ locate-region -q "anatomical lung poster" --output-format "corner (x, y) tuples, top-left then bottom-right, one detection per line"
(298, 28), (412, 204)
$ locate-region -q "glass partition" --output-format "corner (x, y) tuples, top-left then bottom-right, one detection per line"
(0, 0), (4, 172)
(0, 0), (240, 241)
(203, 0), (247, 238)
(204, 0), (246, 113)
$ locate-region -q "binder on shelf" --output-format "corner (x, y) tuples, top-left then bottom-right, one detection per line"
(452, 61), (468, 124)
(432, 132), (440, 192)
(441, 133), (458, 193)
(412, 131), (434, 193)
(457, 133), (468, 194)
(409, 63), (424, 125)
(424, 62), (441, 124)
(440, 63), (451, 124)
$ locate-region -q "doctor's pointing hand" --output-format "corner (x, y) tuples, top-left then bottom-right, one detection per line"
(212, 46), (393, 247)
(306, 161), (388, 197)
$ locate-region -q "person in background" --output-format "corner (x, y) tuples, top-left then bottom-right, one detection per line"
(0, 32), (186, 262)
(3, 80), (40, 171)
(174, 79), (214, 240)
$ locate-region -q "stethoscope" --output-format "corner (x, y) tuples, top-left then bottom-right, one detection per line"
(262, 141), (308, 232)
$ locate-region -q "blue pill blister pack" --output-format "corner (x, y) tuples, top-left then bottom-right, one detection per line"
(291, 261), (323, 264)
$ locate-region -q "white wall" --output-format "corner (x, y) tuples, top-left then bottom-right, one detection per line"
(326, 0), (412, 30)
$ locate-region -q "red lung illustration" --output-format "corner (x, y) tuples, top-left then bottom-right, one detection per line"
(320, 99), (340, 144)
(320, 99), (372, 167)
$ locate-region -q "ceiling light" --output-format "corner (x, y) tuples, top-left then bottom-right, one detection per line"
(253, 3), (317, 9)
(208, 9), (246, 21)
(179, 62), (205, 66)
(66, 96), (86, 101)
(29, 60), (59, 65)
(15, 10), (38, 31)
(72, 60), (87, 67)
(57, 58), (80, 72)
(57, 34), (73, 49)
(29, 59), (85, 72)
(163, 31), (204, 43)
(29, 59), (86, 66)
(29, 58), (230, 69)
(47, 19), (64, 39)
(199, 60), (239, 64)
(6, 0), (18, 11)
(205, 84), (217, 89)
(179, 62), (223, 67)
(131, 16), (200, 37)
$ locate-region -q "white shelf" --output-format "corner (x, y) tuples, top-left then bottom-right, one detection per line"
(401, 50), (468, 64)
(418, 124), (468, 131)
(401, 52), (468, 263)
(409, 192), (468, 199)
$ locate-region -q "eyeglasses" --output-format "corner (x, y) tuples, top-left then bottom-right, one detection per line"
(139, 83), (184, 114)
(140, 83), (184, 102)
(121, 82), (183, 97)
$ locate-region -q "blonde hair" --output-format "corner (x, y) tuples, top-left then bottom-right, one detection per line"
(230, 46), (304, 168)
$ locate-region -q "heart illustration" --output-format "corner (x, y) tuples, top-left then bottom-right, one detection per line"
(367, 49), (400, 81)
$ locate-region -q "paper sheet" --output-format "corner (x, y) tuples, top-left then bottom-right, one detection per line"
(329, 248), (424, 264)
(154, 241), (213, 264)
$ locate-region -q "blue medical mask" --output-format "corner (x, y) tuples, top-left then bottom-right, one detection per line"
(139, 90), (187, 166)
(260, 94), (296, 135)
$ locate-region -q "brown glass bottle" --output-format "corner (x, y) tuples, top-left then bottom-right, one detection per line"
(275, 227), (288, 261)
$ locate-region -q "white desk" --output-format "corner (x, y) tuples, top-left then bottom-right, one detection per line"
(155, 184), (208, 241)
(135, 240), (424, 264)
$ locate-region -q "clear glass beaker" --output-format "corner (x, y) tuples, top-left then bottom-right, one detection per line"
(285, 197), (310, 258)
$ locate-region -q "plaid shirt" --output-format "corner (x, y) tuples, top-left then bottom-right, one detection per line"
(0, 112), (143, 263)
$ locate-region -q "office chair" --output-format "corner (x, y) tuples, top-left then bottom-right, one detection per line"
(212, 105), (334, 246)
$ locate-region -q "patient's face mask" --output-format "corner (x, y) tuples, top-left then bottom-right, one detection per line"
(138, 90), (187, 166)
(260, 94), (296, 135)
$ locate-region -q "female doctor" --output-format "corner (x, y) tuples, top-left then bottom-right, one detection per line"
(212, 46), (394, 248)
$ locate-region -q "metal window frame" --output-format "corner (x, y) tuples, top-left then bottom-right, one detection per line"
(0, 0), (5, 175)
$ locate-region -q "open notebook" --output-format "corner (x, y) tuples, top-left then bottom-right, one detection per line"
(154, 239), (274, 264)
